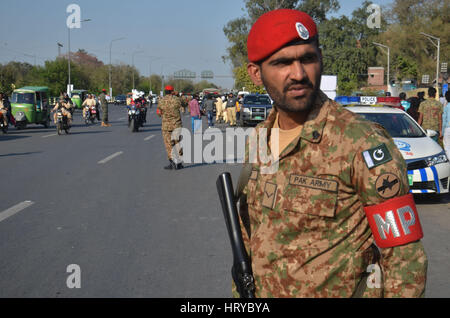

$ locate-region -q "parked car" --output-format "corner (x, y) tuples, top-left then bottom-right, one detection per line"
(347, 106), (450, 196)
(114, 95), (127, 105)
(240, 94), (273, 126)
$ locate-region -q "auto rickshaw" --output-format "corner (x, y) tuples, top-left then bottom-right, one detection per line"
(71, 89), (88, 109)
(10, 86), (51, 129)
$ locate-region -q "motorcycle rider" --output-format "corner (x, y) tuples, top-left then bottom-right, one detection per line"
(82, 94), (96, 119)
(51, 96), (73, 126)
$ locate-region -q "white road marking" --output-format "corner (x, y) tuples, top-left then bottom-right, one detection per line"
(0, 201), (34, 223)
(42, 133), (57, 138)
(144, 135), (155, 141)
(118, 117), (126, 120)
(98, 151), (123, 164)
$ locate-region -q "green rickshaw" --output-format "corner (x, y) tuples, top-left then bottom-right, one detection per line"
(71, 89), (88, 109)
(11, 86), (51, 129)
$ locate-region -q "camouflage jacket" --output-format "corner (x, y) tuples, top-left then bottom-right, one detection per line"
(238, 90), (428, 298)
(418, 98), (442, 132)
(157, 95), (182, 131)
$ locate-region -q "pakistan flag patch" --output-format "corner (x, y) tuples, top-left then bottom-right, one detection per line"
(362, 143), (392, 169)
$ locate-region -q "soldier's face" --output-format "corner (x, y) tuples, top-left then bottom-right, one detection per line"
(248, 42), (322, 113)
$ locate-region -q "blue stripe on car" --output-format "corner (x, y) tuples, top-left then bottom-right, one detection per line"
(419, 169), (428, 193)
(430, 166), (440, 193)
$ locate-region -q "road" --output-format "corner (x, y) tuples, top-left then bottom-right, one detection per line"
(0, 105), (449, 298)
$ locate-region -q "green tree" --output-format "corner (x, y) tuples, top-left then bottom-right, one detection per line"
(233, 64), (266, 93)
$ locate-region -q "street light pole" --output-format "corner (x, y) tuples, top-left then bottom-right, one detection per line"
(421, 32), (441, 98)
(373, 42), (390, 91)
(67, 18), (91, 97)
(109, 37), (125, 99)
(132, 50), (144, 90)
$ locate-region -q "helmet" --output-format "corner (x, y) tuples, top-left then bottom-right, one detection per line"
(102, 89), (107, 92)
(165, 85), (174, 91)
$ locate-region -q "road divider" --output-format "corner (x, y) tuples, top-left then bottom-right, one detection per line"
(0, 201), (35, 223)
(144, 135), (155, 141)
(98, 151), (124, 164)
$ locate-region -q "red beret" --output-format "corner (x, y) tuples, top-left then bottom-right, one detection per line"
(247, 9), (318, 63)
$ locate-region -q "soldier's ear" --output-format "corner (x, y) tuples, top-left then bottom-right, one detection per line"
(247, 62), (263, 86)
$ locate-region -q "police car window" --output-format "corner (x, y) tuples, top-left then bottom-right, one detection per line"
(358, 113), (425, 138)
(244, 96), (271, 105)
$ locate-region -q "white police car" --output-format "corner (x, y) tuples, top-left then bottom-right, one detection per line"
(347, 106), (450, 195)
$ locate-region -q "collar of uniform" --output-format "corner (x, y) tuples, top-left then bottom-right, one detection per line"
(300, 90), (330, 143)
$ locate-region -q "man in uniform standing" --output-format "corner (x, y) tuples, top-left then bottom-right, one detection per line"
(226, 92), (237, 126)
(236, 9), (427, 298)
(157, 85), (184, 170)
(99, 89), (111, 127)
(215, 95), (224, 123)
(418, 87), (443, 142)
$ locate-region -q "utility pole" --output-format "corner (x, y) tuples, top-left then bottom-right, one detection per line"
(421, 32), (441, 99)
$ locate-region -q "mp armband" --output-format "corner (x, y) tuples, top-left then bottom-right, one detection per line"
(364, 194), (423, 248)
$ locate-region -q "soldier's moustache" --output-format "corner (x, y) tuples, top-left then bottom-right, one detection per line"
(283, 78), (314, 93)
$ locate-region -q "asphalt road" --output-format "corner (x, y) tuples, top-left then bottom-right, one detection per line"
(0, 105), (449, 298)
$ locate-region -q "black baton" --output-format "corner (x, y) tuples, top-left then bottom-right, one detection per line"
(217, 172), (256, 298)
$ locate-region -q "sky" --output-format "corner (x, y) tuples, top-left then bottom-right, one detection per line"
(0, 0), (392, 90)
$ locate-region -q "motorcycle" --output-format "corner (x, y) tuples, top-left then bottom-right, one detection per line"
(84, 105), (97, 125)
(127, 105), (142, 132)
(56, 110), (70, 135)
(0, 112), (8, 134)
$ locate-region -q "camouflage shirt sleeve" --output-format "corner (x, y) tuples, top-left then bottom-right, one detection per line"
(352, 124), (428, 298)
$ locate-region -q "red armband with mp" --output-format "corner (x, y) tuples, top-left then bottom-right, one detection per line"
(364, 194), (423, 248)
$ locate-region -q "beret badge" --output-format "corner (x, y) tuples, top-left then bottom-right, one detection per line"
(295, 22), (310, 40)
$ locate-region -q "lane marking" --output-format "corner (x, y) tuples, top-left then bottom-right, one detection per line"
(98, 151), (123, 164)
(0, 201), (34, 223)
(118, 117), (126, 120)
(144, 135), (155, 141)
(42, 133), (57, 138)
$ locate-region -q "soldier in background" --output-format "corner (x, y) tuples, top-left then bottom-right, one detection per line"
(237, 8), (427, 298)
(418, 87), (442, 142)
(157, 85), (184, 170)
(99, 89), (111, 127)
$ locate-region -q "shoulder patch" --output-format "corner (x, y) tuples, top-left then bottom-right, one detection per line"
(362, 143), (392, 169)
(375, 173), (400, 199)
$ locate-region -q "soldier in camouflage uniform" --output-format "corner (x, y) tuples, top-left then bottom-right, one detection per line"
(99, 89), (111, 127)
(157, 85), (184, 170)
(418, 87), (443, 142)
(235, 9), (427, 298)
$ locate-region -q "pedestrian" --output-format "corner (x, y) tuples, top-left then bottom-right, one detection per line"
(157, 85), (184, 170)
(99, 89), (111, 127)
(215, 95), (224, 123)
(442, 91), (450, 159)
(439, 93), (446, 107)
(225, 92), (237, 126)
(189, 94), (201, 133)
(417, 91), (425, 104)
(406, 97), (421, 122)
(204, 95), (215, 128)
(418, 87), (442, 142)
(0, 92), (8, 127)
(399, 92), (410, 112)
(222, 95), (228, 123)
(236, 8), (427, 298)
(236, 94), (244, 124)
